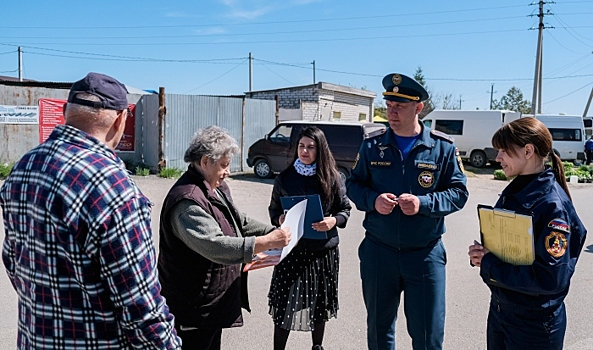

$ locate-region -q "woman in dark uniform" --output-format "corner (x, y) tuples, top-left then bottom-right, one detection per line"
(268, 126), (351, 350)
(468, 118), (587, 350)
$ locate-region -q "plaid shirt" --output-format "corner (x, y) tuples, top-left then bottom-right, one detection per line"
(1, 125), (181, 349)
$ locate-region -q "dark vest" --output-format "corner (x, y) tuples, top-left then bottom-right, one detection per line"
(158, 165), (249, 329)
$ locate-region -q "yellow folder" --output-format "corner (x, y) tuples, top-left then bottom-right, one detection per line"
(477, 205), (535, 266)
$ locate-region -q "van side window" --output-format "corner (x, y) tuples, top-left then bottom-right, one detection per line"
(548, 128), (582, 142)
(270, 125), (293, 143)
(321, 125), (360, 146)
(423, 120), (432, 128)
(435, 120), (463, 135)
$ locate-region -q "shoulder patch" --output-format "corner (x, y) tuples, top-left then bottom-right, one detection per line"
(545, 231), (568, 258)
(364, 128), (387, 140)
(430, 130), (454, 143)
(548, 219), (570, 233)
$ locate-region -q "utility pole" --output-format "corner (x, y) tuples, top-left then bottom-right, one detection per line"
(312, 60), (316, 84)
(583, 87), (593, 118)
(18, 46), (23, 82)
(458, 95), (463, 110)
(248, 52), (253, 92)
(489, 84), (497, 110)
(530, 0), (554, 114)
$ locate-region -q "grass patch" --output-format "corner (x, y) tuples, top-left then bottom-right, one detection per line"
(159, 167), (183, 179)
(493, 169), (507, 181)
(0, 162), (15, 179)
(135, 166), (150, 176)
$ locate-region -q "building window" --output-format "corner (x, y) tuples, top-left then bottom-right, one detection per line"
(359, 113), (367, 121)
(332, 111), (342, 121)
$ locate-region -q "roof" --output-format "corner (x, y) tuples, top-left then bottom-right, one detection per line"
(246, 81), (376, 99)
(279, 120), (380, 127)
(0, 75), (72, 89)
(0, 75), (151, 94)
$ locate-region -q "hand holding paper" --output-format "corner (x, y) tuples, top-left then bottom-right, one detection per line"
(243, 199), (307, 272)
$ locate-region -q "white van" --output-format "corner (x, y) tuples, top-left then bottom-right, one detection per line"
(530, 115), (586, 163)
(422, 110), (522, 167)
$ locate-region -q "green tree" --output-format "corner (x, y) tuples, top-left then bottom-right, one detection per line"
(413, 67), (435, 119)
(492, 87), (531, 114)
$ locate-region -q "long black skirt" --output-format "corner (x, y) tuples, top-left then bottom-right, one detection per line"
(268, 247), (339, 331)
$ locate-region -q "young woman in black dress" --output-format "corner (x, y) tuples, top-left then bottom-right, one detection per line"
(268, 126), (351, 350)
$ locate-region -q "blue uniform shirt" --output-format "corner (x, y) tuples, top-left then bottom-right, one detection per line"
(585, 138), (593, 151)
(346, 123), (469, 250)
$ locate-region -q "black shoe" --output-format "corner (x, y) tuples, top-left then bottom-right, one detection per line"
(312, 346), (324, 350)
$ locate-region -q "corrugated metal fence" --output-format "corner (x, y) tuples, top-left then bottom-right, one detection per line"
(164, 94), (276, 172)
(0, 85), (276, 173)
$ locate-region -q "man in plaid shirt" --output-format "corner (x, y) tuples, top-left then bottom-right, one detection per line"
(0, 72), (181, 349)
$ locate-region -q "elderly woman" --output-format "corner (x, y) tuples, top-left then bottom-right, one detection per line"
(158, 126), (291, 350)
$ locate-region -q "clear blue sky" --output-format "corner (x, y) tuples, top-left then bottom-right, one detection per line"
(1, 0), (592, 115)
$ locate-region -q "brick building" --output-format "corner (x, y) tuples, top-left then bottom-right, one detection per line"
(245, 82), (376, 123)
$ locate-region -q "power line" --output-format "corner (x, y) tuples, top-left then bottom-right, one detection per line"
(544, 81), (593, 104)
(0, 44), (247, 63)
(0, 5), (531, 29)
(6, 45), (593, 84)
(184, 59), (247, 93)
(0, 15), (527, 40)
(0, 28), (535, 46)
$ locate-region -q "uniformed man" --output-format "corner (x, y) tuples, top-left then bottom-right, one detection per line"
(346, 73), (469, 350)
(585, 136), (593, 165)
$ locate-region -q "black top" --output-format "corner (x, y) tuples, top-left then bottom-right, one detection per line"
(269, 165), (351, 251)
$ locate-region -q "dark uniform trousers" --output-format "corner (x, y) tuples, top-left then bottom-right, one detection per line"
(359, 236), (446, 350)
(487, 299), (566, 350)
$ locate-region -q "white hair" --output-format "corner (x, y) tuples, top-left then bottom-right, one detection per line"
(184, 125), (239, 163)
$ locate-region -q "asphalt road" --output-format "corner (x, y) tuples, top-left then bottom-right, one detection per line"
(0, 174), (592, 350)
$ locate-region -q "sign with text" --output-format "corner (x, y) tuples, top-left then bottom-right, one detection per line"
(38, 98), (135, 151)
(0, 105), (39, 124)
(39, 99), (66, 143)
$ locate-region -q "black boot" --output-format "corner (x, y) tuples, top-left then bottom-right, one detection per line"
(312, 345), (324, 350)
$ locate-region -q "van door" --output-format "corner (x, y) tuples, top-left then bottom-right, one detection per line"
(266, 124), (294, 172)
(317, 124), (362, 167)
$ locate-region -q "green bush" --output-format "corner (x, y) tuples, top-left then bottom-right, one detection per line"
(159, 167), (183, 179)
(562, 161), (574, 171)
(493, 169), (507, 181)
(135, 166), (150, 176)
(0, 162), (14, 179)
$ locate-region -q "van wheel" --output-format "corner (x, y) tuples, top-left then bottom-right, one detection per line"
(470, 150), (487, 168)
(254, 159), (272, 179)
(337, 167), (349, 184)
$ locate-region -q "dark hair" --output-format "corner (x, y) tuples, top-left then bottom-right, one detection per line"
(293, 126), (341, 205)
(491, 117), (570, 199)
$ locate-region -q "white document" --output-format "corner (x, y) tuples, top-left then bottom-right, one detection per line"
(280, 198), (307, 261)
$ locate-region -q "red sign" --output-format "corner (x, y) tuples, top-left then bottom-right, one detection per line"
(117, 104), (136, 152)
(39, 98), (65, 143)
(38, 98), (136, 151)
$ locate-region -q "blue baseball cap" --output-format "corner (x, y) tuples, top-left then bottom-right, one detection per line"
(68, 72), (129, 110)
(382, 73), (429, 103)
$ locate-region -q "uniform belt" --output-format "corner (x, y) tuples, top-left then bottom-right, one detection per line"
(366, 233), (440, 252)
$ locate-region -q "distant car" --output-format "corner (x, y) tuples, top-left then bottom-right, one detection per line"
(246, 121), (386, 180)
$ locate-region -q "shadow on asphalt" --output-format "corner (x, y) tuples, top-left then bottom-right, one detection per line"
(230, 172), (275, 185)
